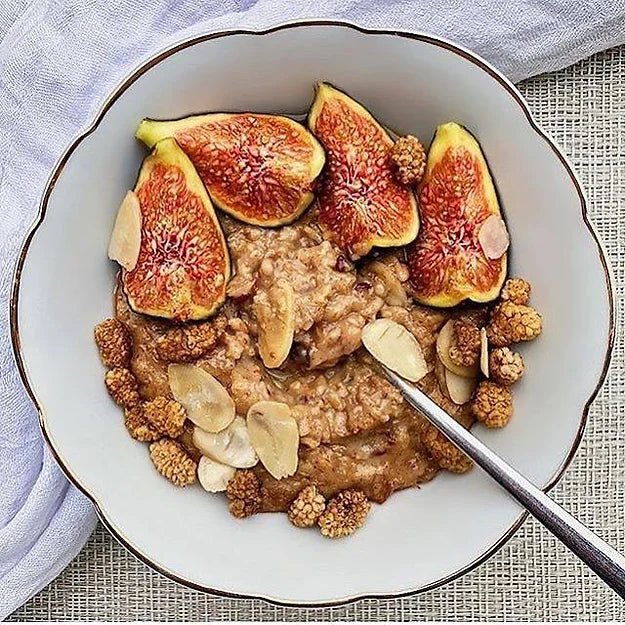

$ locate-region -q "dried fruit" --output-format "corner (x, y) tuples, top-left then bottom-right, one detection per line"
(489, 347), (524, 385)
(480, 327), (489, 377)
(192, 417), (258, 468)
(436, 320), (478, 379)
(104, 367), (141, 409)
(422, 425), (473, 473)
(308, 83), (419, 258)
(143, 396), (186, 437)
(288, 485), (326, 528)
(107, 190), (142, 271)
(124, 405), (160, 442)
(122, 138), (230, 321)
(197, 456), (236, 493)
(247, 400), (299, 480)
(362, 318), (428, 382)
(362, 260), (408, 307)
(226, 470), (261, 518)
(136, 114), (325, 226)
(156, 316), (226, 362)
(407, 122), (507, 307)
(168, 364), (235, 433)
(253, 281), (295, 369)
(449, 320), (481, 368)
(94, 318), (132, 369)
(472, 380), (513, 428)
(445, 369), (477, 405)
(501, 278), (531, 305)
(149, 438), (197, 487)
(487, 301), (542, 346)
(318, 490), (371, 538)
(390, 135), (427, 186)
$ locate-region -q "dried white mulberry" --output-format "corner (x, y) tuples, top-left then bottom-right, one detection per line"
(149, 438), (197, 487)
(226, 470), (261, 518)
(94, 318), (132, 368)
(318, 490), (371, 538)
(487, 301), (542, 346)
(472, 380), (513, 428)
(104, 367), (141, 409)
(288, 485), (326, 528)
(143, 396), (186, 438)
(390, 135), (427, 186)
(489, 347), (524, 385)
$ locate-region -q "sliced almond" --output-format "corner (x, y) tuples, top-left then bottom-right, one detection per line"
(253, 281), (295, 368)
(361, 318), (428, 382)
(478, 215), (509, 260)
(168, 364), (235, 433)
(192, 417), (258, 468)
(480, 327), (489, 377)
(363, 261), (408, 307)
(445, 369), (477, 405)
(434, 355), (450, 399)
(247, 400), (299, 480)
(197, 456), (236, 493)
(436, 320), (478, 379)
(108, 190), (142, 271)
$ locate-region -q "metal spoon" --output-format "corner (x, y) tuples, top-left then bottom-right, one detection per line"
(381, 366), (625, 598)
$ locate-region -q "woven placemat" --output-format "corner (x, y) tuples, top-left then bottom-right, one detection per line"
(8, 45), (625, 622)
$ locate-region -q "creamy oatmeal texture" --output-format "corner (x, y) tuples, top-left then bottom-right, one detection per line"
(95, 94), (543, 539)
(115, 215), (478, 511)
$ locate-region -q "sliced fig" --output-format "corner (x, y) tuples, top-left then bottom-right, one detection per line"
(136, 114), (325, 227)
(123, 138), (230, 321)
(108, 191), (142, 271)
(307, 83), (419, 258)
(407, 122), (507, 307)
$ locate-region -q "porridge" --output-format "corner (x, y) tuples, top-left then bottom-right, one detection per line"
(95, 83), (542, 538)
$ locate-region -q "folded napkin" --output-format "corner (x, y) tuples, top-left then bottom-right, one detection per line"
(1, 0), (624, 617)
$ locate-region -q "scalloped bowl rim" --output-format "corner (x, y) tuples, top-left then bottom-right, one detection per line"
(10, 20), (615, 607)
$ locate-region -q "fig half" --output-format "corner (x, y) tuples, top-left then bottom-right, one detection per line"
(123, 138), (230, 321)
(136, 113), (325, 227)
(308, 83), (419, 258)
(407, 122), (507, 307)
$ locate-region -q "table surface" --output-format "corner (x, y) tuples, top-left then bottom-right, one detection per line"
(4, 6), (625, 621)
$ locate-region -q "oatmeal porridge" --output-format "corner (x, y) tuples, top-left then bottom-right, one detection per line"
(95, 83), (542, 538)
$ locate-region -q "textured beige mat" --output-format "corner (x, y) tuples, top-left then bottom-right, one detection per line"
(8, 45), (625, 622)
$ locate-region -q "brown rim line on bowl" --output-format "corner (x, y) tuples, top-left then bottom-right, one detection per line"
(9, 21), (615, 607)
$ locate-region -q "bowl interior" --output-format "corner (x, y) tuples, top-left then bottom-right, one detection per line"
(15, 23), (612, 604)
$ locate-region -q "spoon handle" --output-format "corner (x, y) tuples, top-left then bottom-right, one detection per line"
(385, 369), (625, 598)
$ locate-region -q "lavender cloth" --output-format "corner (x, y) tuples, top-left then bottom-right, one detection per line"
(1, 0), (624, 617)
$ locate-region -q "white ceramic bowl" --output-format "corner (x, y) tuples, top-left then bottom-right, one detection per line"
(11, 21), (614, 605)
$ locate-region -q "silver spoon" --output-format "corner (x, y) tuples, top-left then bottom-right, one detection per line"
(381, 366), (625, 599)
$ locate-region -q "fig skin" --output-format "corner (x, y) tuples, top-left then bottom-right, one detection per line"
(307, 82), (419, 258)
(122, 138), (230, 321)
(407, 122), (507, 308)
(136, 113), (325, 227)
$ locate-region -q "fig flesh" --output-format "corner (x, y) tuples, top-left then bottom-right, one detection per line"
(407, 122), (507, 307)
(123, 138), (230, 321)
(307, 83), (419, 258)
(136, 113), (325, 227)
